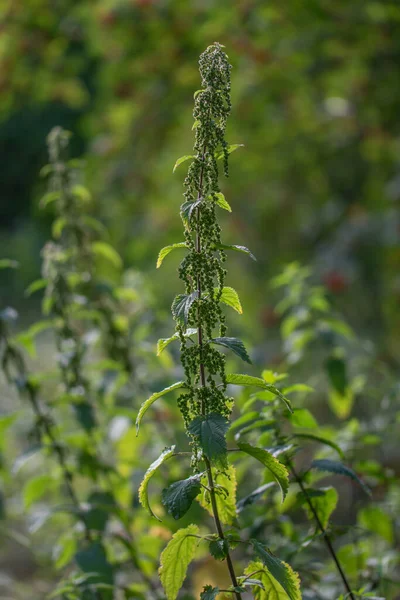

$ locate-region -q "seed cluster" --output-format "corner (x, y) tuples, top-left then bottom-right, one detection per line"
(174, 44), (234, 441)
(44, 129), (132, 406)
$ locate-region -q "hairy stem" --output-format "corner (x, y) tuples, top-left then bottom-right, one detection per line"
(195, 151), (242, 600)
(290, 462), (355, 600)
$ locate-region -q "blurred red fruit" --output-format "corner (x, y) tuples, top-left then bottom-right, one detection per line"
(261, 306), (280, 328)
(324, 271), (348, 293)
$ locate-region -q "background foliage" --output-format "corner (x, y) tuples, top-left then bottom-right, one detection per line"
(0, 1), (399, 599)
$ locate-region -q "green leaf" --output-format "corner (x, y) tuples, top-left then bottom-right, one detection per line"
(86, 491), (116, 532)
(325, 356), (347, 396)
(217, 243), (256, 261)
(92, 242), (122, 269)
(209, 538), (229, 560)
(239, 578), (265, 591)
(52, 217), (67, 239)
(53, 532), (77, 570)
(263, 385), (293, 412)
(71, 184), (91, 203)
(180, 199), (202, 226)
(230, 411), (260, 433)
(157, 243), (187, 268)
(75, 542), (114, 586)
(226, 374), (292, 412)
(0, 413), (19, 439)
(197, 464), (237, 525)
(289, 409), (318, 429)
(157, 328), (197, 356)
(161, 476), (202, 520)
(211, 192), (232, 212)
(171, 291), (198, 326)
(136, 381), (185, 433)
(237, 482), (276, 511)
(358, 506), (393, 544)
(25, 278), (47, 297)
(226, 373), (268, 388)
(311, 459), (371, 495)
(72, 401), (96, 432)
(244, 561), (291, 599)
(250, 543), (302, 600)
(218, 286), (243, 314)
(211, 337), (251, 363)
(215, 144), (244, 160)
(138, 446), (176, 520)
(237, 442), (289, 502)
(0, 259), (19, 269)
(159, 524), (199, 600)
(293, 433), (344, 458)
(299, 486), (338, 530)
(81, 215), (107, 235)
(282, 384), (313, 395)
(23, 474), (54, 509)
(173, 155), (195, 172)
(328, 387), (354, 420)
(15, 320), (54, 358)
(262, 370), (288, 384)
(40, 190), (60, 208)
(188, 413), (230, 467)
(201, 586), (220, 600)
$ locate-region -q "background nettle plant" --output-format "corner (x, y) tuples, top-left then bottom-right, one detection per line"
(137, 43), (302, 600)
(0, 129), (165, 600)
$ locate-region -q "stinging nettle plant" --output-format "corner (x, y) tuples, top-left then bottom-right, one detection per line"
(137, 43), (302, 600)
(0, 129), (161, 600)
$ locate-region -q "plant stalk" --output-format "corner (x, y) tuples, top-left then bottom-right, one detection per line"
(195, 150), (242, 600)
(289, 462), (355, 600)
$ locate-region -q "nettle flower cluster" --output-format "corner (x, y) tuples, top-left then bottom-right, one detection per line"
(41, 128), (133, 430)
(176, 43), (234, 429)
(41, 127), (97, 431)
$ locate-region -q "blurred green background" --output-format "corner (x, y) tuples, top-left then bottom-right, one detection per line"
(1, 1), (400, 596)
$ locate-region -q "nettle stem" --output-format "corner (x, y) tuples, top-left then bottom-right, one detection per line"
(195, 157), (242, 598)
(0, 329), (93, 543)
(290, 462), (355, 600)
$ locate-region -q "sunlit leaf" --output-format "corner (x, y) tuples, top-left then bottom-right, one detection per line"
(23, 474), (54, 509)
(92, 242), (122, 269)
(237, 442), (289, 501)
(298, 486), (338, 529)
(157, 328), (197, 356)
(211, 192), (231, 212)
(197, 464), (237, 525)
(250, 543), (302, 600)
(159, 524), (199, 600)
(214, 144), (244, 160)
(157, 243), (187, 268)
(173, 155), (195, 172)
(138, 446), (176, 520)
(218, 286), (243, 314)
(136, 382), (185, 433)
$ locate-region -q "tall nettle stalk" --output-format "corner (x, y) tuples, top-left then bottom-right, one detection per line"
(137, 43), (301, 600)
